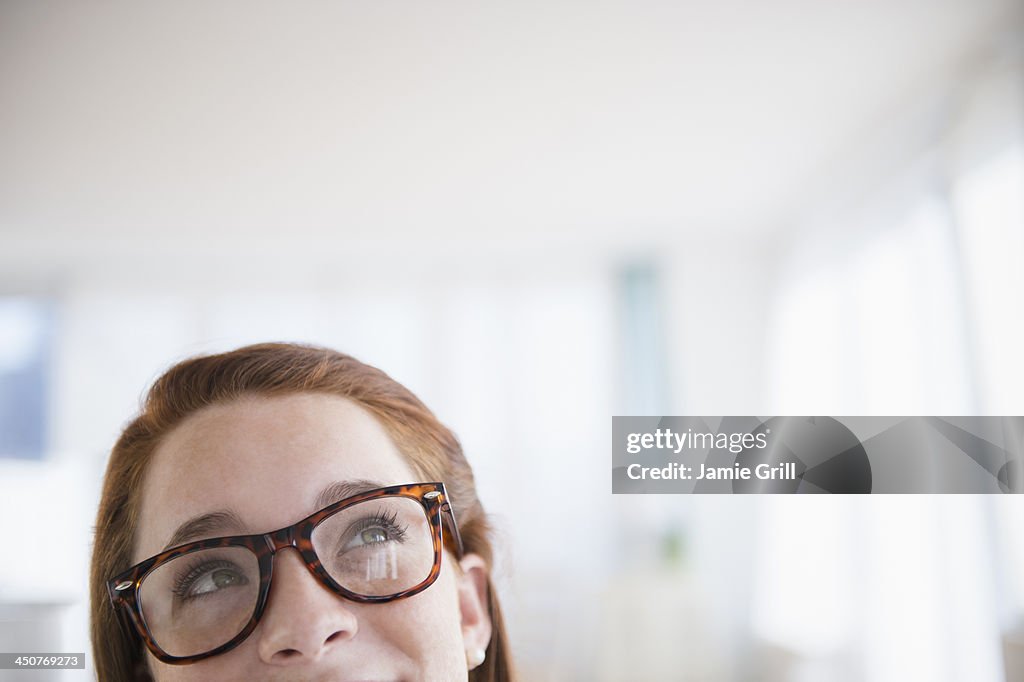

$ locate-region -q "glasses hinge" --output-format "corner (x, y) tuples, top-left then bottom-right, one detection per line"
(114, 580), (134, 591)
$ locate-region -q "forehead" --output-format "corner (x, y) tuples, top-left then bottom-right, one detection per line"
(134, 392), (417, 561)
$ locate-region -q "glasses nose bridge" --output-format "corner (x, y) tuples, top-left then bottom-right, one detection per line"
(263, 525), (299, 554)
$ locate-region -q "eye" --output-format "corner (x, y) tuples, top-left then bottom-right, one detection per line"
(343, 524), (395, 551)
(339, 510), (408, 553)
(358, 527), (389, 545)
(192, 568), (244, 595)
(174, 560), (249, 600)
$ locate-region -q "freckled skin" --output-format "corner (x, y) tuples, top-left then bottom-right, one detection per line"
(134, 393), (490, 682)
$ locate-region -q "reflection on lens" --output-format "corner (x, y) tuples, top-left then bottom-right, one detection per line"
(139, 546), (259, 658)
(311, 496), (434, 597)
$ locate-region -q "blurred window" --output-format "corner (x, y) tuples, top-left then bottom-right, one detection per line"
(0, 298), (54, 459)
(952, 142), (1024, 413)
(768, 190), (974, 414)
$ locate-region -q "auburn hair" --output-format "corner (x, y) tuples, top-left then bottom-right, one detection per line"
(89, 342), (515, 681)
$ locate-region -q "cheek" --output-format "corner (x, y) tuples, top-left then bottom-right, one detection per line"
(148, 655), (241, 682)
(371, 564), (467, 673)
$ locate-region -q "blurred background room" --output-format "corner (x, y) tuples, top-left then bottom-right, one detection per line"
(1, 1), (1023, 680)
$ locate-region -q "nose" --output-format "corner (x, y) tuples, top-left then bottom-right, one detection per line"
(256, 547), (359, 665)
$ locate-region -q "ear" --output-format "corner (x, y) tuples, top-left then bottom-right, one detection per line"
(456, 553), (493, 657)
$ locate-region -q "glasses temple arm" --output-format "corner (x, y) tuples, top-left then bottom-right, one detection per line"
(441, 502), (466, 558)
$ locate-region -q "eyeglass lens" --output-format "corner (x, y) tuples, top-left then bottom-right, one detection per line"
(137, 496), (435, 658)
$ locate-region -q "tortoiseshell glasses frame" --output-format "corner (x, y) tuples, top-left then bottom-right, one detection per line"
(107, 481), (464, 664)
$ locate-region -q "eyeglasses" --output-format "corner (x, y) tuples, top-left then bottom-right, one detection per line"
(107, 482), (464, 664)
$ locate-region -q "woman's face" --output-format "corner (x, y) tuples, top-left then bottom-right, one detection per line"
(133, 393), (491, 681)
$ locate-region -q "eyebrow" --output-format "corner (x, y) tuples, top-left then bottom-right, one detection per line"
(160, 478), (386, 552)
(162, 510), (247, 552)
(313, 478), (386, 511)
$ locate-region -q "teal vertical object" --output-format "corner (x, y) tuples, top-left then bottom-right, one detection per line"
(618, 263), (670, 415)
(0, 298), (54, 460)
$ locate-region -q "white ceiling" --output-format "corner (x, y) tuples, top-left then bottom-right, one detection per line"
(0, 0), (1019, 273)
